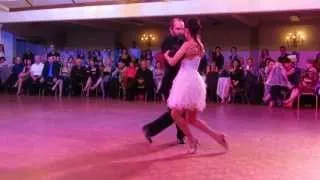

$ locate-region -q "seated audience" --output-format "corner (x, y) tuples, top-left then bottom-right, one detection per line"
(229, 46), (241, 67)
(153, 61), (164, 92)
(229, 59), (245, 95)
(100, 59), (113, 97)
(212, 46), (224, 70)
(144, 49), (154, 63)
(5, 57), (24, 91)
(244, 57), (260, 103)
(16, 59), (32, 95)
(0, 57), (9, 90)
(283, 59), (318, 108)
(146, 59), (154, 73)
(40, 56), (61, 95)
(262, 58), (275, 103)
(83, 58), (102, 96)
(136, 60), (155, 101)
(70, 58), (86, 96)
(119, 48), (131, 66)
(123, 61), (137, 101)
(206, 62), (219, 102)
(25, 55), (44, 95)
(47, 44), (60, 58)
(277, 46), (289, 63)
(266, 58), (292, 107)
(312, 52), (320, 72)
(109, 61), (127, 98)
(59, 60), (72, 96)
(284, 55), (301, 88)
(23, 49), (34, 63)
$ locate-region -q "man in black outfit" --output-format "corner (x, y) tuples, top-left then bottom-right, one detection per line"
(142, 18), (186, 144)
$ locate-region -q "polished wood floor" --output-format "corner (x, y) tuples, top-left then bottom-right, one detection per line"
(0, 95), (320, 180)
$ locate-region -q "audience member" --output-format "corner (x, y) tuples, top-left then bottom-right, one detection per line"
(25, 55), (44, 95)
(212, 46), (224, 70)
(136, 60), (155, 101)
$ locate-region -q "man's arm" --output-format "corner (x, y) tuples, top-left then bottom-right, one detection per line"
(164, 42), (188, 66)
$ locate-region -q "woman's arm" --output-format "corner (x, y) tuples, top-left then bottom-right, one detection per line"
(164, 42), (189, 66)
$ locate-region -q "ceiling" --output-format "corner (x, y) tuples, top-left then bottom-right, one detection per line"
(0, 0), (180, 11)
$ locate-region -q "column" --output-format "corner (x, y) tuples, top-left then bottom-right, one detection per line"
(0, 24), (3, 44)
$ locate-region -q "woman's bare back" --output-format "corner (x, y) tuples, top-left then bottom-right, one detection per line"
(184, 40), (204, 60)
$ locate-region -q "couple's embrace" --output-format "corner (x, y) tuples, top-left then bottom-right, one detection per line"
(143, 17), (228, 153)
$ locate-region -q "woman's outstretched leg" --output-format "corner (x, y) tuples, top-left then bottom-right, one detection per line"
(171, 109), (198, 153)
(186, 110), (228, 150)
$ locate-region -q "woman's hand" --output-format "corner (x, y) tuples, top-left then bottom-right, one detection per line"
(164, 50), (170, 59)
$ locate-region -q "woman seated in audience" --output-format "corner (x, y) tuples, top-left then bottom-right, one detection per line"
(212, 46), (224, 71)
(83, 58), (102, 96)
(100, 59), (113, 97)
(283, 59), (319, 108)
(5, 57), (24, 91)
(206, 62), (219, 102)
(109, 61), (127, 98)
(57, 60), (72, 96)
(123, 61), (137, 101)
(16, 59), (32, 95)
(71, 58), (86, 96)
(262, 58), (275, 103)
(0, 44), (4, 58)
(154, 61), (164, 92)
(266, 58), (293, 107)
(312, 52), (320, 72)
(284, 55), (301, 88)
(229, 59), (245, 96)
(245, 57), (260, 103)
(119, 48), (131, 66)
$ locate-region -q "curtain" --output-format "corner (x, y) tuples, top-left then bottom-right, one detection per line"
(16, 39), (46, 58)
(1, 30), (15, 64)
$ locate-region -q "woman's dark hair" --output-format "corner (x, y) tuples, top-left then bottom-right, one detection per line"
(0, 44), (4, 52)
(232, 59), (241, 69)
(231, 46), (237, 52)
(186, 18), (202, 51)
(315, 52), (320, 60)
(282, 57), (291, 64)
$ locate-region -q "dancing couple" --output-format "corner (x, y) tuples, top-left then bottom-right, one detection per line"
(142, 17), (228, 153)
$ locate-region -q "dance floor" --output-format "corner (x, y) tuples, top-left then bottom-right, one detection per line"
(1, 95), (320, 180)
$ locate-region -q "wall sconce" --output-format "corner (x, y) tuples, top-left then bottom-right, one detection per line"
(285, 31), (306, 49)
(140, 33), (156, 48)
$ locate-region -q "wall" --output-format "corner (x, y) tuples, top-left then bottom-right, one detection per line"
(64, 27), (116, 49)
(258, 22), (320, 67)
(118, 22), (320, 67)
(119, 24), (252, 50)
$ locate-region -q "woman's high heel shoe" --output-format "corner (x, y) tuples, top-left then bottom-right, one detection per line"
(218, 135), (229, 151)
(188, 139), (200, 154)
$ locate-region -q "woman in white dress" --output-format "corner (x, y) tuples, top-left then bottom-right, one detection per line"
(164, 18), (228, 153)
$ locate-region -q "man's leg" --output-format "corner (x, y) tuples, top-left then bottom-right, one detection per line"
(144, 110), (173, 137)
(176, 125), (185, 144)
(143, 109), (185, 143)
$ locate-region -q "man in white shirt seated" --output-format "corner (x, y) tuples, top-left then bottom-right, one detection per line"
(25, 55), (44, 94)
